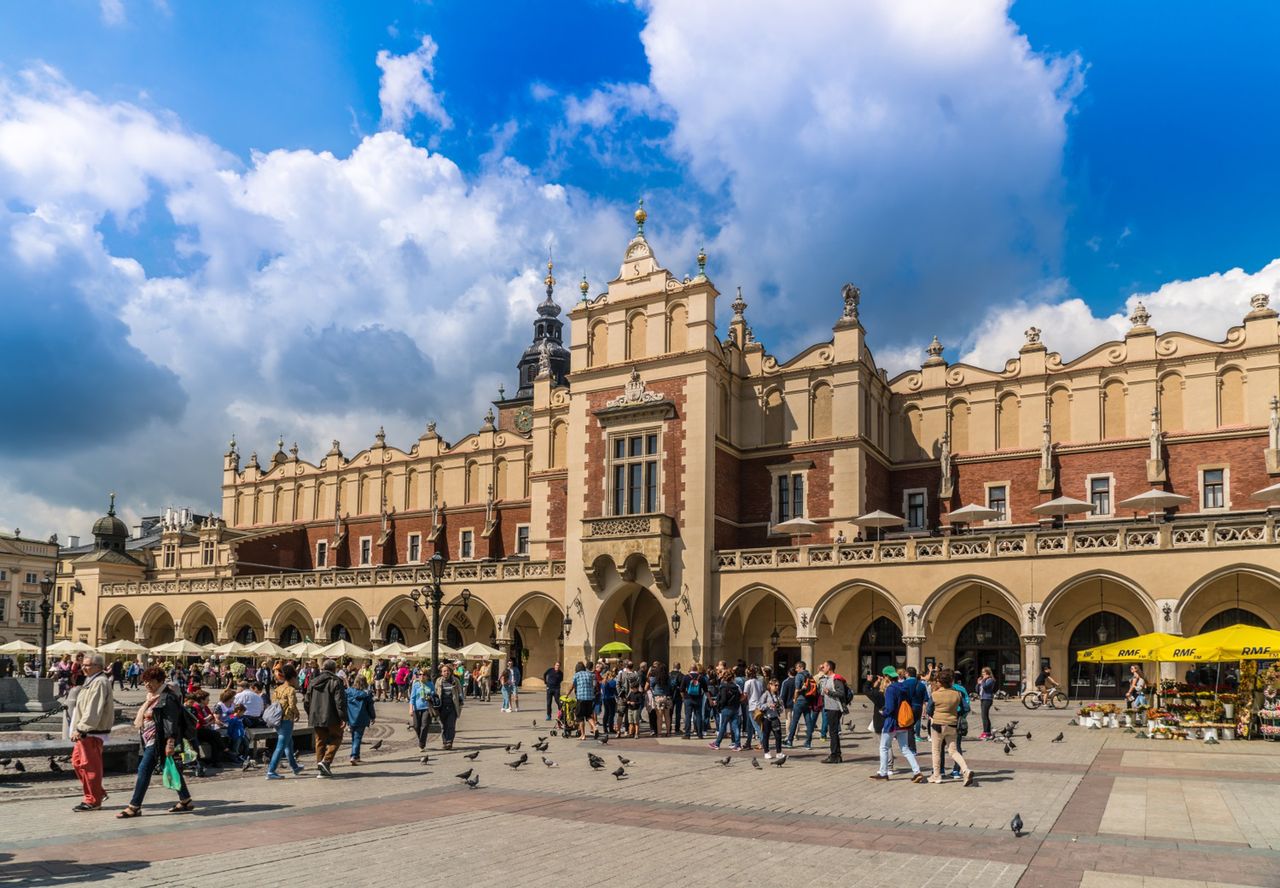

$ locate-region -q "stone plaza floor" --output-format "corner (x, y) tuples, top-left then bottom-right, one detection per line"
(2, 692), (1279, 887)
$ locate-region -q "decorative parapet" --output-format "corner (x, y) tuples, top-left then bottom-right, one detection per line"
(582, 513), (676, 591)
(99, 560), (565, 596)
(715, 515), (1278, 572)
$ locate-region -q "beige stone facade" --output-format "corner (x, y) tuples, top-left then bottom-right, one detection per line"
(0, 531), (57, 645)
(59, 212), (1280, 695)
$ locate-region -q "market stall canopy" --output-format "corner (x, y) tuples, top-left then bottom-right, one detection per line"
(770, 517), (823, 535)
(457, 641), (505, 660)
(1116, 489), (1193, 512)
(0, 640), (41, 654)
(1031, 496), (1096, 517)
(317, 639), (372, 660)
(96, 639), (149, 655)
(148, 639), (210, 657)
(598, 641), (632, 655)
(286, 642), (328, 658)
(851, 510), (907, 528)
(1251, 481), (1280, 504)
(404, 640), (461, 660)
(945, 504), (1000, 524)
(370, 642), (414, 658)
(245, 640), (291, 658)
(209, 641), (254, 657)
(46, 640), (98, 655)
(1151, 624), (1280, 662)
(1076, 632), (1181, 663)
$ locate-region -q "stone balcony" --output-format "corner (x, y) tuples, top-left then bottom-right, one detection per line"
(99, 559), (567, 597)
(582, 514), (676, 591)
(714, 514), (1279, 571)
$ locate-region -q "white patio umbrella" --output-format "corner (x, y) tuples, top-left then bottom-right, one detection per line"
(286, 641), (327, 658)
(148, 639), (210, 657)
(771, 517), (823, 535)
(1251, 481), (1280, 505)
(0, 639), (40, 654)
(405, 639), (461, 660)
(209, 641), (254, 657)
(370, 641), (413, 658)
(1116, 489), (1192, 513)
(851, 510), (907, 541)
(96, 639), (149, 655)
(945, 503), (1001, 524)
(46, 639), (97, 655)
(317, 639), (373, 660)
(1031, 496), (1096, 517)
(457, 641), (506, 660)
(245, 640), (291, 658)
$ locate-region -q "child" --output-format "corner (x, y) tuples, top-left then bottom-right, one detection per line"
(759, 678), (784, 758)
(225, 704), (249, 762)
(624, 684), (645, 738)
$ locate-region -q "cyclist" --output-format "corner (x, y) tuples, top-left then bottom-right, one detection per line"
(1033, 666), (1060, 706)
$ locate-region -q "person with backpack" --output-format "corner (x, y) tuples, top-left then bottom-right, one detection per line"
(817, 660), (852, 764)
(681, 665), (705, 739)
(668, 662), (685, 735)
(572, 662), (598, 739)
(925, 668), (974, 786)
(900, 666), (928, 753)
(784, 661), (819, 749)
(871, 666), (924, 782)
(708, 666), (742, 751)
(345, 674), (377, 764)
(265, 663), (304, 779)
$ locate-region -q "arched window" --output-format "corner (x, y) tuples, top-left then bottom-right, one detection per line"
(954, 614), (1020, 692)
(998, 393), (1020, 449)
(280, 625), (302, 646)
(589, 320), (609, 367)
(194, 626), (214, 645)
(385, 623), (405, 645)
(763, 390), (785, 444)
(1102, 379), (1126, 439)
(445, 624), (464, 649)
(1068, 611), (1138, 699)
(858, 617), (905, 679)
(431, 466), (444, 505)
(550, 421), (567, 468)
(1049, 387), (1071, 443)
(1201, 607), (1268, 633)
(1159, 373), (1184, 432)
(626, 311), (647, 359)
(495, 458), (508, 501)
(235, 625), (258, 644)
(465, 461), (481, 503)
(330, 624), (350, 642)
(1218, 367), (1245, 426)
(811, 382), (833, 439)
(666, 303), (687, 352)
(949, 400), (969, 452)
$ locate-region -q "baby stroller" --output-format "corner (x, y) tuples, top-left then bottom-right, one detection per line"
(557, 694), (578, 735)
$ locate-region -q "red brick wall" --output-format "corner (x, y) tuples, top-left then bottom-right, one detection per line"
(734, 449), (836, 548)
(714, 447), (741, 549)
(1164, 433), (1269, 513)
(864, 453), (891, 515)
(952, 455), (1042, 523)
(889, 465), (942, 529)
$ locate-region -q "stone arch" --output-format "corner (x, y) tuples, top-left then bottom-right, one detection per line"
(375, 595), (424, 646)
(320, 597), (371, 646)
(495, 457), (509, 501)
(1039, 569), (1157, 632)
(918, 576), (1022, 633)
(139, 602), (176, 645)
(589, 319), (609, 367)
(1177, 564), (1280, 632)
(948, 399), (970, 452)
(269, 599), (316, 644)
(666, 302), (687, 352)
(810, 382), (833, 440)
(919, 578), (1023, 686)
(1159, 371), (1184, 432)
(592, 580), (670, 664)
(180, 601), (218, 643)
(997, 392), (1020, 449)
(431, 465), (444, 503)
(763, 388), (785, 445)
(720, 583), (800, 670)
(439, 589), (498, 651)
(810, 580), (907, 678)
(222, 599), (265, 645)
(1102, 378), (1127, 439)
(1048, 386), (1071, 443)
(505, 591), (565, 679)
(626, 310), (647, 360)
(720, 583), (801, 630)
(465, 460), (481, 504)
(101, 605), (136, 643)
(810, 579), (906, 632)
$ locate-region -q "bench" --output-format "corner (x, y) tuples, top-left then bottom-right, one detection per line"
(246, 726), (315, 760)
(0, 734), (139, 775)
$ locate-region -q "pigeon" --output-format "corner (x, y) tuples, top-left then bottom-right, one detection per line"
(456, 768), (473, 781)
(1008, 739), (1017, 750)
(1204, 736), (1220, 745)
(597, 734), (609, 745)
(537, 736), (548, 743)
(465, 774), (480, 789)
(1051, 732), (1064, 743)
(533, 742), (548, 753)
(241, 759), (254, 771)
(1088, 723), (1101, 731)
(512, 741), (522, 751)
(751, 757), (761, 770)
(588, 756), (606, 770)
(0, 758), (9, 767)
(13, 761), (24, 773)
(532, 720), (538, 727)
(617, 755), (631, 766)
(549, 730), (558, 737)
(420, 754), (431, 764)
(1067, 718), (1078, 726)
(507, 758), (527, 770)
(371, 740), (383, 751)
(1025, 732), (1032, 740)
(718, 757), (732, 767)
(464, 751), (480, 760)
(1003, 743), (1011, 755)
(542, 757), (558, 767)
(48, 758), (61, 773)
(611, 766), (626, 780)
(44, 734), (53, 740)
(770, 754), (787, 767)
(1010, 813), (1023, 837)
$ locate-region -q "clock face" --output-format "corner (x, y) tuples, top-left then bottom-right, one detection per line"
(514, 406), (534, 433)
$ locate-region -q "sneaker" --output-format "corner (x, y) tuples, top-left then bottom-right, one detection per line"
(730, 745), (741, 751)
(707, 743), (720, 750)
(266, 773), (284, 780)
(318, 762), (333, 778)
(782, 741), (793, 748)
(911, 772), (927, 784)
(820, 754), (841, 764)
(869, 773), (889, 780)
(927, 776), (944, 784)
(292, 766), (304, 775)
(764, 752), (774, 760)
(950, 769), (962, 779)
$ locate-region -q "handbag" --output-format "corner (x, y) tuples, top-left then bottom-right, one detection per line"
(263, 702), (283, 728)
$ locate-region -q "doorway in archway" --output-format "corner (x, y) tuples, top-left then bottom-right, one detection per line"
(1069, 611), (1137, 699)
(235, 625), (258, 644)
(858, 616), (906, 686)
(1201, 607), (1267, 633)
(954, 614), (1020, 693)
(195, 626), (214, 646)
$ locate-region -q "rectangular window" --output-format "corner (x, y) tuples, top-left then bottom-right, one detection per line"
(315, 540), (328, 568)
(460, 530), (474, 559)
(1089, 477), (1112, 516)
(987, 485), (1007, 522)
(774, 472), (807, 525)
(905, 490), (927, 530)
(24, 572), (38, 585)
(516, 525), (530, 556)
(162, 544), (176, 569)
(407, 533), (422, 563)
(20, 601), (36, 624)
(359, 537), (372, 566)
(609, 431), (660, 516)
(0, 569), (7, 582)
(0, 597), (6, 622)
(201, 540), (215, 566)
(1203, 468), (1225, 510)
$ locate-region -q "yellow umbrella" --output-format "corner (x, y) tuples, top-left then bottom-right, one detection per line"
(1151, 624), (1280, 662)
(1076, 632), (1181, 663)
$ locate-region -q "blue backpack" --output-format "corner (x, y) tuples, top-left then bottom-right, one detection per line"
(686, 676), (702, 696)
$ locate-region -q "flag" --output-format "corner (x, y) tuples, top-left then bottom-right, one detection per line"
(613, 623), (630, 635)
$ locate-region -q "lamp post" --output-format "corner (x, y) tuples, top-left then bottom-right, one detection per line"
(407, 553), (471, 670)
(38, 571), (54, 673)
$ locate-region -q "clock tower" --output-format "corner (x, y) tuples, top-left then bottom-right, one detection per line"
(510, 258), (571, 405)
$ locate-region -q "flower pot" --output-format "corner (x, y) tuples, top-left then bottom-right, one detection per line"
(1107, 715), (1120, 729)
(1223, 727), (1235, 740)
(1223, 704), (1234, 719)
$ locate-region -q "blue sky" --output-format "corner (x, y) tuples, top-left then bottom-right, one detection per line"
(1, 0), (1278, 536)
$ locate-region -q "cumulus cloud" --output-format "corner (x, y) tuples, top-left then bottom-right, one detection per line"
(100, 0), (125, 26)
(376, 35), (453, 133)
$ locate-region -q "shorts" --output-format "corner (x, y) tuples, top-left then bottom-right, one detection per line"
(625, 708), (641, 725)
(653, 695), (671, 710)
(576, 700), (594, 721)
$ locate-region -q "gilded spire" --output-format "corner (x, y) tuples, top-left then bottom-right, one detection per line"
(538, 252), (562, 318)
(579, 273), (589, 299)
(696, 246), (707, 279)
(634, 198), (647, 235)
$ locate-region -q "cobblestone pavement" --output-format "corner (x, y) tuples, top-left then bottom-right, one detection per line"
(3, 695), (1279, 887)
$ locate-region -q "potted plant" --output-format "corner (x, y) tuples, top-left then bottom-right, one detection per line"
(1219, 693), (1237, 720)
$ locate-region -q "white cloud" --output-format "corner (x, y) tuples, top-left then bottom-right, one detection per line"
(100, 0), (125, 26)
(376, 35), (453, 133)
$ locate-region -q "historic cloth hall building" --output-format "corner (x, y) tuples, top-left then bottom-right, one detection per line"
(53, 207), (1280, 696)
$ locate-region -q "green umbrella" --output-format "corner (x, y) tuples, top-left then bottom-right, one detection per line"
(598, 641), (632, 656)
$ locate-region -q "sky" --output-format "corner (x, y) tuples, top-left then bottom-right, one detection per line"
(2, 0), (1280, 539)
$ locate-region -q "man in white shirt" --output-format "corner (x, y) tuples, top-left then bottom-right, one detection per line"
(233, 681), (266, 727)
(69, 654), (114, 811)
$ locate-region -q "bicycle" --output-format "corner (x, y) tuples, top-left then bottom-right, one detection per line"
(1022, 688), (1069, 710)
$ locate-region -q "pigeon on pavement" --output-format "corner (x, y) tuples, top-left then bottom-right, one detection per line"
(751, 757), (761, 770)
(456, 768), (473, 781)
(617, 755), (631, 766)
(465, 774), (480, 789)
(542, 757), (558, 767)
(371, 740), (383, 751)
(611, 766), (626, 780)
(1051, 732), (1064, 743)
(48, 758), (61, 773)
(1011, 813), (1024, 837)
(13, 761), (24, 773)
(588, 756), (606, 770)
(464, 751), (480, 760)
(770, 754), (787, 767)
(718, 757), (732, 767)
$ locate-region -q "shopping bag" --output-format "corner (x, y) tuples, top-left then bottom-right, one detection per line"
(181, 740), (198, 765)
(162, 755), (183, 791)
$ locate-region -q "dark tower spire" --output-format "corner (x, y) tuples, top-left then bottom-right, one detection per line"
(513, 255), (571, 399)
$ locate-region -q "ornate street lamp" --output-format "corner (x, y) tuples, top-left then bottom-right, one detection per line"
(38, 571), (54, 671)
(670, 604), (680, 635)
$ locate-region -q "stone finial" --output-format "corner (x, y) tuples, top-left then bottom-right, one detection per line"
(1025, 326), (1041, 345)
(248, 451), (260, 469)
(483, 407), (496, 429)
(327, 439), (342, 457)
(923, 335), (945, 366)
(227, 434), (237, 455)
(696, 246), (707, 279)
(108, 492), (117, 516)
(374, 425), (386, 447)
(731, 286), (747, 319)
(1252, 292), (1270, 311)
(289, 441), (299, 460)
(537, 338), (552, 377)
(425, 421), (437, 438)
(840, 282), (860, 323)
(1129, 301), (1151, 329)
(276, 435), (285, 452)
(579, 273), (589, 300)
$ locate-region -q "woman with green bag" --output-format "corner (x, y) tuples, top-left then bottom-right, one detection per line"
(117, 666), (195, 818)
